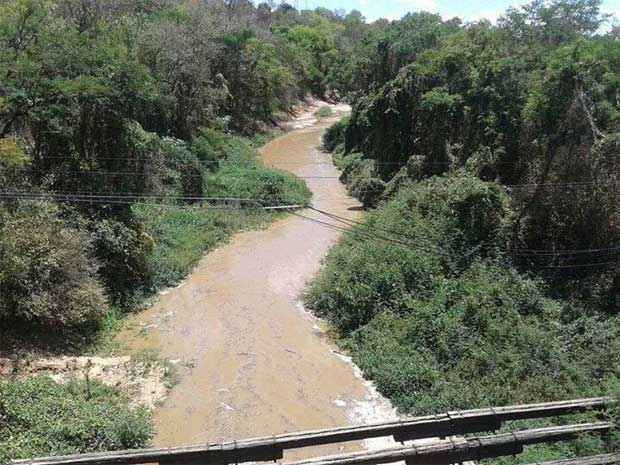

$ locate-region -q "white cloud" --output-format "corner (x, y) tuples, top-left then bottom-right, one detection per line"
(395, 0), (439, 12)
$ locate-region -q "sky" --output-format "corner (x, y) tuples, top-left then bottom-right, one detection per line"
(285, 0), (620, 26)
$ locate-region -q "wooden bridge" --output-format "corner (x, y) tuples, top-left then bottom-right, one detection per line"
(15, 397), (617, 465)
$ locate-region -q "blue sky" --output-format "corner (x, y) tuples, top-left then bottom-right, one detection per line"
(288, 0), (619, 26)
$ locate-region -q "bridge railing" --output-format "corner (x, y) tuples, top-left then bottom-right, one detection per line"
(13, 397), (616, 465)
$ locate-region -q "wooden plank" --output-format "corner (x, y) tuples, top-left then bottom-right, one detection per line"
(525, 453), (620, 465)
(13, 398), (615, 465)
(285, 422), (614, 465)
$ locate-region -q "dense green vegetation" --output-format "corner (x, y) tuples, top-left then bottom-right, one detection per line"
(307, 177), (618, 409)
(0, 2), (329, 458)
(0, 0), (341, 343)
(307, 0), (618, 462)
(0, 377), (152, 463)
(325, 0), (618, 312)
(306, 177), (619, 461)
(0, 0), (617, 462)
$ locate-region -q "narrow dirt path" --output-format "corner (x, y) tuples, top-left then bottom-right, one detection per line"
(119, 104), (397, 457)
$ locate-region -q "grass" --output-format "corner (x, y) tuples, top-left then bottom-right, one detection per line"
(133, 204), (281, 290)
(0, 377), (152, 464)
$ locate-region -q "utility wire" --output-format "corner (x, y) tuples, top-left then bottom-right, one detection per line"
(308, 207), (619, 264)
(31, 157), (539, 167)
(0, 191), (262, 203)
(308, 206), (442, 250)
(2, 190), (617, 264)
(30, 169), (620, 187)
(36, 170), (345, 180)
(512, 246), (620, 257)
(289, 210), (417, 248)
(0, 192), (303, 211)
(543, 261), (618, 269)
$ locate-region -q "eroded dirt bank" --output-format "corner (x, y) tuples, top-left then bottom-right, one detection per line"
(118, 104), (397, 456)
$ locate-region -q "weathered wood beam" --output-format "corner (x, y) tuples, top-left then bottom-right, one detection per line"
(13, 398), (615, 465)
(285, 422), (614, 465)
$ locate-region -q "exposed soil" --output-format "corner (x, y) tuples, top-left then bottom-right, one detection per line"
(0, 355), (171, 409)
(117, 103), (399, 457)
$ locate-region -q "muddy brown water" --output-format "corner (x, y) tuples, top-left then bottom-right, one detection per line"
(119, 106), (397, 458)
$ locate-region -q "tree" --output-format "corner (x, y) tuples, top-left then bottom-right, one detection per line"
(0, 201), (107, 327)
(499, 0), (609, 45)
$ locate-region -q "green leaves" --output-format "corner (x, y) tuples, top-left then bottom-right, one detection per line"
(304, 176), (619, 457)
(0, 137), (28, 168)
(0, 201), (107, 327)
(0, 377), (152, 461)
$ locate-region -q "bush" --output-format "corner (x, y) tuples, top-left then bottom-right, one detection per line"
(0, 202), (107, 328)
(190, 128), (237, 167)
(323, 117), (349, 152)
(123, 123), (205, 198)
(204, 135), (312, 207)
(306, 176), (510, 333)
(91, 218), (153, 309)
(305, 175), (618, 419)
(348, 263), (587, 413)
(351, 177), (386, 208)
(206, 164), (311, 207)
(93, 129), (312, 305)
(131, 133), (312, 291)
(0, 377), (152, 462)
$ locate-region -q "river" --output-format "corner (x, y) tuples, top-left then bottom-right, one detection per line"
(119, 103), (397, 459)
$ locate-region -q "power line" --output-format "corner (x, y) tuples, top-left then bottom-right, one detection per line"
(34, 167), (620, 183)
(29, 169), (620, 191)
(289, 210), (417, 248)
(543, 261), (618, 269)
(32, 170), (342, 180)
(308, 206), (441, 249)
(511, 245), (620, 256)
(4, 190), (616, 267)
(0, 191), (303, 211)
(32, 156), (620, 171)
(305, 207), (619, 266)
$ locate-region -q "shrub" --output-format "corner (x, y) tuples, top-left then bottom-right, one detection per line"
(334, 151), (364, 183)
(351, 177), (386, 208)
(91, 218), (152, 308)
(124, 123), (205, 198)
(0, 377), (152, 461)
(305, 175), (618, 415)
(348, 263), (584, 413)
(0, 202), (107, 328)
(305, 176), (510, 334)
(206, 162), (311, 207)
(131, 132), (312, 291)
(160, 137), (205, 198)
(0, 136), (29, 190)
(323, 117), (349, 152)
(190, 128), (236, 166)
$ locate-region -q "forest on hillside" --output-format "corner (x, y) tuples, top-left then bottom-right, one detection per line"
(0, 0), (356, 343)
(0, 0), (618, 462)
(306, 0), (619, 463)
